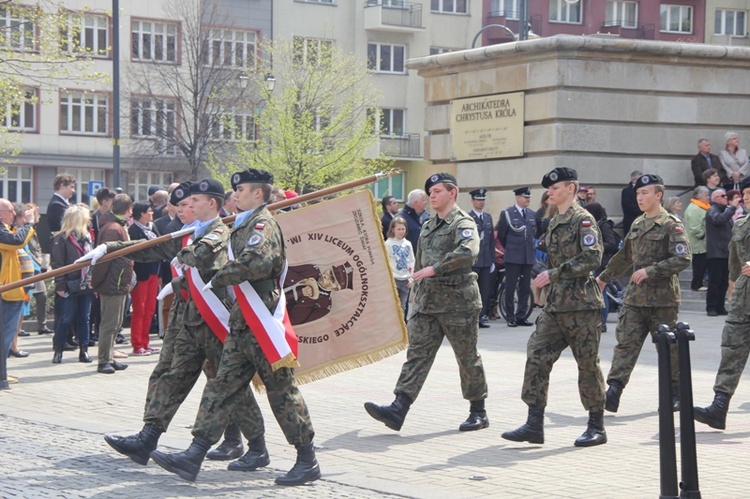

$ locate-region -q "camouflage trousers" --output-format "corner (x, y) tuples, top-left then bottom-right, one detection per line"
(144, 298), (183, 412)
(143, 322), (264, 443)
(191, 326), (315, 447)
(607, 305), (679, 390)
(522, 309), (605, 410)
(394, 311), (488, 403)
(713, 312), (750, 396)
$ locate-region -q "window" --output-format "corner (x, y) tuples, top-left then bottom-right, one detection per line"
(490, 0), (518, 19)
(4, 89), (37, 131)
(369, 172), (404, 202)
(660, 5), (692, 33)
(127, 171), (174, 202)
(293, 36), (333, 66)
(429, 47), (453, 55)
(131, 98), (176, 139)
(62, 13), (109, 56)
(431, 0), (468, 14)
(0, 7), (35, 51)
(715, 9), (747, 36)
(298, 0), (334, 3)
(211, 109), (255, 142)
(605, 1), (637, 28)
(207, 29), (256, 69)
(132, 19), (177, 62)
(549, 0), (581, 24)
(58, 168), (105, 205)
(378, 108), (405, 136)
(60, 92), (108, 135)
(367, 43), (405, 74)
(0, 166), (32, 204)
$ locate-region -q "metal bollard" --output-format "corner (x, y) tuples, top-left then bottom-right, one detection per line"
(654, 324), (678, 499)
(674, 322), (701, 499)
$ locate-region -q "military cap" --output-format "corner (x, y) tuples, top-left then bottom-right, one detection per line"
(231, 168), (274, 190)
(469, 188), (487, 200)
(740, 176), (750, 193)
(190, 178), (225, 199)
(148, 185), (163, 196)
(513, 186), (531, 198)
(541, 167), (577, 188)
(170, 181), (194, 206)
(425, 172), (458, 193)
(332, 261), (354, 290)
(632, 174), (664, 191)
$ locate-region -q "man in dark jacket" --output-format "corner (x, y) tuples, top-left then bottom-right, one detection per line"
(397, 189), (427, 252)
(380, 195), (399, 240)
(621, 170), (643, 235)
(691, 138), (727, 188)
(91, 193), (134, 374)
(47, 173), (76, 235)
(468, 188), (494, 328)
(705, 188), (740, 316)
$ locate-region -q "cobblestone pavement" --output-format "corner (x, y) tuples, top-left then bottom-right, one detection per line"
(2, 310), (749, 498)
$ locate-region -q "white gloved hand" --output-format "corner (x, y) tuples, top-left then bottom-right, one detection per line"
(157, 283), (174, 300)
(490, 263), (496, 273)
(171, 256), (186, 272)
(202, 281), (213, 292)
(75, 244), (108, 265)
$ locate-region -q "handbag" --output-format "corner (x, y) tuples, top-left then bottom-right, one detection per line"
(66, 235), (93, 295)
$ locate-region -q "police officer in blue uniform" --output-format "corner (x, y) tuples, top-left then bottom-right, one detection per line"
(497, 186), (537, 327)
(469, 188), (495, 328)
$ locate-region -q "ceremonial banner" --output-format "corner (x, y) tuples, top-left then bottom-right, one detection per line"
(276, 189), (407, 383)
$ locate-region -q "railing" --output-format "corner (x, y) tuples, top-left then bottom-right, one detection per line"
(380, 133), (420, 158)
(599, 22), (655, 40)
(364, 0), (423, 29)
(487, 9), (519, 20)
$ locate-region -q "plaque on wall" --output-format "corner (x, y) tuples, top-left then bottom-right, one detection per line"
(450, 92), (524, 161)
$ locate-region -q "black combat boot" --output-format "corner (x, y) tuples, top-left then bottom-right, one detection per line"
(459, 399), (490, 431)
(228, 436), (270, 471)
(364, 393), (412, 431)
(150, 436), (211, 482)
(274, 442), (321, 486)
(79, 346), (92, 363)
(694, 392), (731, 430)
(104, 423), (164, 465)
(501, 406), (544, 444)
(605, 380), (624, 413)
(52, 346), (63, 364)
(574, 410), (607, 447)
(206, 422), (244, 461)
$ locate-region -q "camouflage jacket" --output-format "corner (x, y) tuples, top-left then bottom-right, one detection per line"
(544, 202), (604, 312)
(410, 204), (481, 315)
(599, 207), (691, 308)
(210, 206), (285, 329)
(728, 215), (750, 316)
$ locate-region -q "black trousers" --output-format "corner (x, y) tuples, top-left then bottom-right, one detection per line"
(473, 265), (494, 318)
(504, 262), (532, 320)
(691, 252), (707, 290)
(706, 257), (729, 313)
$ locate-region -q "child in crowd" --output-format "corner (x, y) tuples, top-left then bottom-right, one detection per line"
(385, 216), (414, 317)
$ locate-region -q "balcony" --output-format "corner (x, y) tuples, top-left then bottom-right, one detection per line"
(380, 133), (421, 158)
(599, 21), (655, 40)
(364, 0), (424, 33)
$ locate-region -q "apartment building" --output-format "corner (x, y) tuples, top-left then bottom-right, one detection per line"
(706, 1), (750, 45)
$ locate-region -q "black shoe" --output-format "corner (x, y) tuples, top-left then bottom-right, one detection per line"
(601, 324), (608, 332)
(516, 318), (534, 327)
(718, 309), (729, 316)
(112, 361), (129, 371)
(105, 424), (164, 465)
(275, 443), (321, 486)
(62, 343), (77, 351)
(506, 319), (517, 327)
(459, 412), (489, 431)
(207, 440), (244, 461)
(478, 320), (491, 329)
(707, 310), (718, 317)
(87, 340), (97, 347)
(672, 395), (680, 412)
(502, 406), (544, 444)
(694, 392), (731, 430)
(9, 349), (29, 358)
(605, 381), (623, 413)
(574, 411), (607, 447)
(364, 394), (412, 431)
(115, 333), (127, 344)
(79, 349), (92, 363)
(228, 439), (270, 471)
(98, 363), (115, 374)
(18, 330), (30, 337)
(151, 437), (211, 482)
(52, 350), (63, 364)
(38, 327), (54, 335)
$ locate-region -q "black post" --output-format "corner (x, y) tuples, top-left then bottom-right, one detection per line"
(112, 0), (121, 188)
(654, 324), (679, 499)
(674, 322), (701, 499)
(0, 302), (8, 390)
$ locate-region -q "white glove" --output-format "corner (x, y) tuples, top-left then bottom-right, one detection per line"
(75, 244), (107, 265)
(157, 283), (174, 300)
(202, 281), (213, 292)
(171, 256), (186, 272)
(490, 263), (496, 273)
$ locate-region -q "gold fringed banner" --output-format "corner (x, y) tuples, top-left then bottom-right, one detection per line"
(276, 190), (408, 384)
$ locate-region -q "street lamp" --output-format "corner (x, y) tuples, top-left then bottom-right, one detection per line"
(238, 71), (250, 90)
(265, 73), (276, 92)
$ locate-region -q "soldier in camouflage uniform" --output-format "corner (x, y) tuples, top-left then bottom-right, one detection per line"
(596, 174), (691, 414)
(149, 168), (320, 486)
(694, 177), (750, 430)
(502, 167), (608, 447)
(364, 172), (490, 433)
(81, 180), (263, 469)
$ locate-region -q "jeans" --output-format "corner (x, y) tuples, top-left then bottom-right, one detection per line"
(53, 293), (92, 351)
(1, 299), (24, 382)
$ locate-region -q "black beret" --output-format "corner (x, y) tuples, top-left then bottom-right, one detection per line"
(170, 181), (194, 206)
(425, 172), (457, 193)
(632, 174), (664, 191)
(541, 167), (578, 188)
(190, 178), (225, 199)
(513, 186), (531, 197)
(469, 188), (487, 200)
(740, 177), (750, 192)
(231, 168), (274, 190)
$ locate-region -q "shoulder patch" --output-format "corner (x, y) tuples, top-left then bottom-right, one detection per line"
(460, 228), (474, 239)
(674, 226), (683, 233)
(582, 232), (597, 247)
(255, 223), (265, 230)
(582, 220), (592, 227)
(247, 233), (264, 247)
(204, 233), (220, 242)
(213, 228), (224, 234)
(674, 242), (688, 256)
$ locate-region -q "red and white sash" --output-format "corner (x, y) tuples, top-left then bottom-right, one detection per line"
(169, 234), (191, 301)
(227, 243), (299, 370)
(185, 266), (230, 343)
